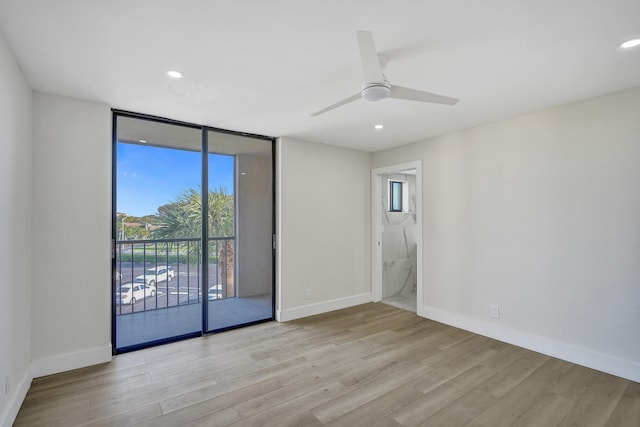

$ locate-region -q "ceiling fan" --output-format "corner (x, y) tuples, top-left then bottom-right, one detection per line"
(311, 31), (459, 116)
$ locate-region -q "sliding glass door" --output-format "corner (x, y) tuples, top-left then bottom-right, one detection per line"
(207, 131), (274, 331)
(113, 113), (273, 352)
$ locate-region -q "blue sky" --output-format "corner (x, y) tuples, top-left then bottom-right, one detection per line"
(117, 143), (234, 217)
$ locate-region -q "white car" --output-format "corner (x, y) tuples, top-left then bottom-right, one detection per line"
(208, 287), (222, 301)
(135, 265), (175, 286)
(116, 282), (156, 304)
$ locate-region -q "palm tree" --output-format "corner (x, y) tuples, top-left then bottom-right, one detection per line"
(153, 187), (234, 238)
(152, 187), (235, 297)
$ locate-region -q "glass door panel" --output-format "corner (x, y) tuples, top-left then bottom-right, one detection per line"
(206, 131), (273, 331)
(113, 113), (274, 351)
(114, 116), (203, 351)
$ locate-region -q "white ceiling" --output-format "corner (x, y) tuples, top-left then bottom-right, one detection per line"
(1, 0), (639, 152)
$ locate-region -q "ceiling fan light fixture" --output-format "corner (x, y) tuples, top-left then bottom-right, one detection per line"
(361, 83), (391, 102)
(620, 38), (640, 49)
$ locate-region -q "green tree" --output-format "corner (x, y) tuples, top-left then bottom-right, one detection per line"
(152, 187), (234, 239)
(152, 187), (235, 296)
(117, 213), (156, 240)
(149, 187), (236, 297)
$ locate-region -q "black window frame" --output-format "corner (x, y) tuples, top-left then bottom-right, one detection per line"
(389, 180), (403, 212)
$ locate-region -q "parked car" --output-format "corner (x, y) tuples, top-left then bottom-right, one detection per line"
(135, 265), (175, 286)
(116, 282), (156, 304)
(208, 286), (222, 301)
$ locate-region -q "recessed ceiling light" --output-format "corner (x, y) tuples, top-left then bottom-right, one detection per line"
(620, 38), (640, 49)
(139, 139), (147, 143)
(167, 70), (184, 79)
(374, 124), (384, 130)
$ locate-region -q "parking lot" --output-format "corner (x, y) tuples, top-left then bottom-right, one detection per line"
(114, 262), (223, 315)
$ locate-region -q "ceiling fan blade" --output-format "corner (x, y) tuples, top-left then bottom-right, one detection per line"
(357, 31), (384, 84)
(390, 85), (459, 105)
(311, 93), (361, 117)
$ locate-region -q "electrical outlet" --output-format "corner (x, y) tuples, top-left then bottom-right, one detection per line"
(304, 288), (312, 300)
(490, 305), (501, 319)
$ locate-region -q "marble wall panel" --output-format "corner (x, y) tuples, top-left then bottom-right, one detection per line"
(381, 173), (417, 298)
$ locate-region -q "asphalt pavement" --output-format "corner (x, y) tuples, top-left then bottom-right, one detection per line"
(114, 262), (222, 315)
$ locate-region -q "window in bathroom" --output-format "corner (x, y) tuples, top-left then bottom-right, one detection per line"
(388, 180), (404, 212)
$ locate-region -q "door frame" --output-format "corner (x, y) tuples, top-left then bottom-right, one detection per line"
(371, 161), (423, 308)
(111, 110), (276, 353)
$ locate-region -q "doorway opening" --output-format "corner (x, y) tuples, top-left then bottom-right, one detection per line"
(372, 161), (423, 313)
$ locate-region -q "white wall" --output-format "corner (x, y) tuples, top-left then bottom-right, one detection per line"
(372, 88), (640, 381)
(277, 137), (372, 321)
(31, 92), (112, 377)
(0, 31), (33, 427)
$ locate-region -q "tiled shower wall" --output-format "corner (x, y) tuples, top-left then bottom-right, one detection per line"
(381, 173), (417, 299)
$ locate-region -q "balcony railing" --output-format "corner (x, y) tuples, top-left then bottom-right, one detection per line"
(114, 237), (234, 316)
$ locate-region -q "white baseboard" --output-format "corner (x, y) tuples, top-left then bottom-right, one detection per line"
(0, 365), (31, 427)
(418, 304), (640, 383)
(277, 293), (373, 322)
(31, 344), (112, 378)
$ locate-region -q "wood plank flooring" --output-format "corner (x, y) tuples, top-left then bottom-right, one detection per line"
(14, 303), (640, 426)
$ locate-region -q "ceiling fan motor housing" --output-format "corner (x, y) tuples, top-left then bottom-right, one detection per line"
(361, 81), (391, 101)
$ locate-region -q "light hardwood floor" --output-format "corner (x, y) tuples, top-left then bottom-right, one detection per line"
(15, 303), (640, 426)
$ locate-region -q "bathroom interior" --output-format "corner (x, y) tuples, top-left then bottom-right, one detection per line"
(381, 170), (418, 312)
